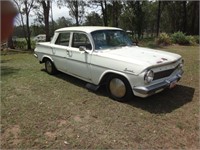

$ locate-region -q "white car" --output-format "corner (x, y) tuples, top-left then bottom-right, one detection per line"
(34, 26), (184, 101)
(34, 34), (46, 42)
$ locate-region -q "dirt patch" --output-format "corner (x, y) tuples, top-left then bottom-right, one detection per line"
(57, 120), (68, 127)
(1, 125), (22, 146)
(44, 131), (57, 141)
(73, 115), (83, 122)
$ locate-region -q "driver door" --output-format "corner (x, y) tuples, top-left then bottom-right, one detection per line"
(67, 32), (93, 80)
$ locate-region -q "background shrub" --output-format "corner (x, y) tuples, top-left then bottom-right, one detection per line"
(14, 38), (36, 50)
(31, 40), (36, 49)
(193, 35), (199, 44)
(156, 32), (171, 45)
(171, 31), (189, 45)
(186, 36), (197, 45)
(15, 40), (27, 49)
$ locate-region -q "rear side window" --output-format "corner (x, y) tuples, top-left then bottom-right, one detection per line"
(55, 32), (70, 46)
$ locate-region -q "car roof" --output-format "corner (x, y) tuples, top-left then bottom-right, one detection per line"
(55, 26), (123, 33)
(35, 34), (46, 37)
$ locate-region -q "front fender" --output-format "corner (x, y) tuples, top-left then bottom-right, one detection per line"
(97, 70), (131, 85)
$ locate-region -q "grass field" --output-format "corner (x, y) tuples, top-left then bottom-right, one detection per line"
(1, 45), (199, 149)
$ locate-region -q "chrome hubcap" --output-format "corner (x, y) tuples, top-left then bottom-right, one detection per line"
(109, 78), (126, 98)
(46, 61), (52, 73)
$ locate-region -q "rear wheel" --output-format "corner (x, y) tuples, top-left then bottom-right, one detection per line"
(44, 59), (57, 75)
(106, 75), (132, 102)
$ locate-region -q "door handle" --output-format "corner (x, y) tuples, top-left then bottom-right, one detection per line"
(66, 50), (72, 57)
(66, 50), (70, 55)
(51, 47), (55, 54)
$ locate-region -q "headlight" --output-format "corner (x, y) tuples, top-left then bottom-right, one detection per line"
(144, 70), (154, 84)
(178, 59), (184, 69)
(178, 63), (183, 69)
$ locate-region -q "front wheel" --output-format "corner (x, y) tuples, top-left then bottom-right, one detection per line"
(106, 75), (132, 102)
(45, 59), (57, 75)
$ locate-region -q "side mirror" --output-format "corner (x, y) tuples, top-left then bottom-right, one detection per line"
(79, 46), (87, 52)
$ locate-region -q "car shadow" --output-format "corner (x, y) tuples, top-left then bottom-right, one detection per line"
(126, 85), (195, 114)
(46, 71), (195, 114)
(42, 70), (87, 89)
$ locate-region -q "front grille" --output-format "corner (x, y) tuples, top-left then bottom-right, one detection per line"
(153, 68), (176, 80)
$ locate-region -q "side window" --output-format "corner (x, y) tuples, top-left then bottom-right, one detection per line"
(72, 33), (92, 50)
(55, 32), (70, 46)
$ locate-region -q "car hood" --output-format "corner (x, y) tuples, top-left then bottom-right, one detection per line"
(95, 46), (181, 69)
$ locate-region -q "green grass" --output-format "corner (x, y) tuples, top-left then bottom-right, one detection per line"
(1, 45), (199, 149)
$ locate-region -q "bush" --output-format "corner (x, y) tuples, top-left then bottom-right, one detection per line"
(15, 40), (27, 49)
(31, 40), (36, 49)
(171, 31), (198, 45)
(147, 41), (158, 48)
(171, 31), (189, 45)
(186, 36), (197, 45)
(156, 32), (171, 45)
(193, 35), (199, 44)
(14, 39), (36, 50)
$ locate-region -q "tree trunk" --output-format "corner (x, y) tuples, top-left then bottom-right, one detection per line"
(191, 1), (199, 35)
(101, 0), (108, 26)
(182, 1), (187, 33)
(24, 0), (31, 50)
(50, 1), (54, 36)
(7, 36), (14, 49)
(42, 1), (50, 41)
(74, 1), (79, 26)
(135, 1), (143, 39)
(156, 1), (161, 37)
(112, 1), (119, 27)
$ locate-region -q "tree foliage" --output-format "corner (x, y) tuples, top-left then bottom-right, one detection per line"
(13, 0), (199, 49)
(13, 0), (36, 50)
(83, 12), (102, 26)
(57, 0), (86, 26)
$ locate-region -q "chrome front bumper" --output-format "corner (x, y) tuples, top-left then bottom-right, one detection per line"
(34, 53), (38, 58)
(133, 70), (184, 97)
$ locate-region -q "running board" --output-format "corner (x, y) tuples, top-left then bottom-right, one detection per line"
(85, 83), (100, 91)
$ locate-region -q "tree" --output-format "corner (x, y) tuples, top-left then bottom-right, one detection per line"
(182, 1), (187, 33)
(84, 12), (103, 26)
(106, 1), (123, 27)
(33, 1), (53, 40)
(90, 0), (109, 26)
(7, 36), (15, 49)
(142, 1), (157, 37)
(124, 1), (145, 39)
(57, 0), (86, 26)
(156, 1), (161, 37)
(40, 0), (51, 41)
(56, 17), (73, 28)
(13, 0), (36, 50)
(188, 1), (199, 35)
(100, 0), (108, 26)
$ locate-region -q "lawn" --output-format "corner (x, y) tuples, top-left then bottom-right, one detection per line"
(1, 45), (199, 149)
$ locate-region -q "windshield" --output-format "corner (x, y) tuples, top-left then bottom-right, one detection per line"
(91, 30), (133, 50)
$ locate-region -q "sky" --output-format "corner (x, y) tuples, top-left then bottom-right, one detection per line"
(51, 2), (69, 21)
(30, 2), (70, 25)
(15, 1), (72, 26)
(17, 1), (100, 26)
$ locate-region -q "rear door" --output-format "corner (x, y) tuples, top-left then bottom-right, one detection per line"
(52, 32), (71, 72)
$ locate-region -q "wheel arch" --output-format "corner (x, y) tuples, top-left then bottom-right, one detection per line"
(99, 70), (131, 86)
(41, 55), (54, 63)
